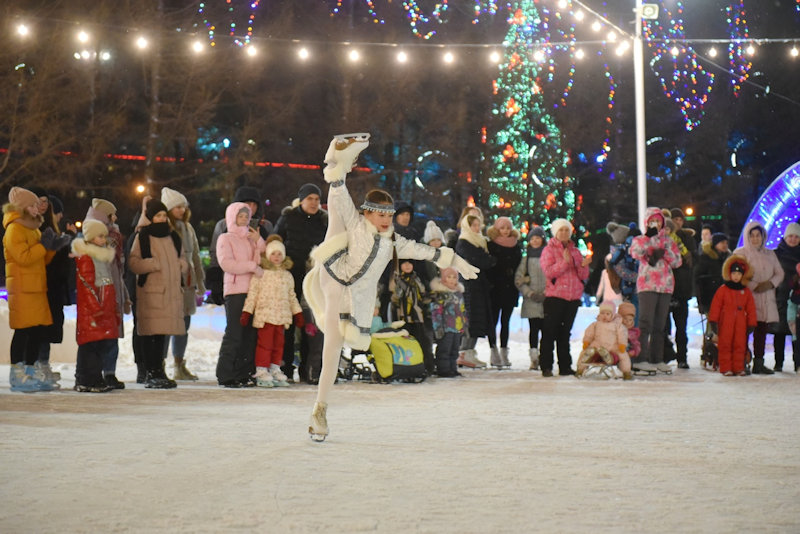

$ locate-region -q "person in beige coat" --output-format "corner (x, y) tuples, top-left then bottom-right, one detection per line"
(128, 198), (188, 388)
(162, 187), (206, 381)
(733, 221), (784, 374)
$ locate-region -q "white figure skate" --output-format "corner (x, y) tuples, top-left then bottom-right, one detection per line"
(309, 401), (329, 442)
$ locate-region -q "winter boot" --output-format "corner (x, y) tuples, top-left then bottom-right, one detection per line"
(254, 367), (274, 388)
(463, 349), (487, 368)
(269, 364), (290, 387)
(500, 347), (511, 368)
(173, 358), (198, 381)
(74, 383), (114, 393)
(456, 351), (473, 368)
(145, 369), (178, 389)
(309, 401), (329, 442)
(104, 374), (126, 390)
(36, 361), (61, 382)
(528, 348), (540, 370)
(9, 363), (46, 393)
(752, 358), (774, 375)
(33, 361), (60, 390)
(489, 347), (502, 368)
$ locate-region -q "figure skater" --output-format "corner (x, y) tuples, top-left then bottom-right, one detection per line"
(303, 134), (479, 441)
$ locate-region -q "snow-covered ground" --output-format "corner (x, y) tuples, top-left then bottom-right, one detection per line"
(2, 301), (799, 533)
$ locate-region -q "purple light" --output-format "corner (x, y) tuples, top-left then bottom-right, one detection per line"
(738, 160), (800, 248)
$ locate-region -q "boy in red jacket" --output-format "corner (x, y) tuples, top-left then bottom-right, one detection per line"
(708, 255), (757, 376)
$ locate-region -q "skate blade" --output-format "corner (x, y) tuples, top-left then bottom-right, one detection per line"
(308, 428), (327, 442)
(333, 132), (370, 142)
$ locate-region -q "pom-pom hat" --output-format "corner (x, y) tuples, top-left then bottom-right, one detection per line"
(91, 198), (117, 217)
(423, 220), (445, 244)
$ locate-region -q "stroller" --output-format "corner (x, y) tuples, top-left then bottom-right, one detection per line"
(699, 314), (752, 373)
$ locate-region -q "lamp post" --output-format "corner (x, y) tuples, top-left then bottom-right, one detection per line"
(633, 0), (647, 227)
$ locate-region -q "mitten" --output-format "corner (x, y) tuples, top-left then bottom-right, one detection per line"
(293, 312), (305, 328)
(240, 311), (252, 327)
(451, 254), (480, 280)
(754, 281), (773, 293)
(645, 226), (658, 238)
(304, 322), (318, 336)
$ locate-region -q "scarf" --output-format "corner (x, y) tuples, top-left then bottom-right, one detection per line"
(458, 218), (488, 251)
(136, 222), (182, 287)
(724, 280), (745, 290)
(526, 244), (544, 259)
(488, 217), (519, 248)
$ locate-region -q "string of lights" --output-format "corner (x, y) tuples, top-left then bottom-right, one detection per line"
(725, 0), (751, 96)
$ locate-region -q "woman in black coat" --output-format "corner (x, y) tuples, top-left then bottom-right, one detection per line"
(486, 217), (521, 368)
(454, 214), (496, 368)
(694, 233), (731, 315)
(773, 223), (800, 372)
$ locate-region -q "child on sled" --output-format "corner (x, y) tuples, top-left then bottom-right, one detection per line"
(576, 301), (632, 380)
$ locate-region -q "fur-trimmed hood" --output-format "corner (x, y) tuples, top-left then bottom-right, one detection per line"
(71, 237), (116, 263)
(722, 254), (754, 282)
(741, 221), (768, 252)
(486, 224), (521, 243)
(280, 201), (328, 223)
(701, 241), (722, 260)
(259, 255), (294, 271)
(430, 276), (464, 294)
(3, 203), (43, 230)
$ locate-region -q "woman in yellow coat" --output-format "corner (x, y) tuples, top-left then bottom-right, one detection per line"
(3, 186), (57, 391)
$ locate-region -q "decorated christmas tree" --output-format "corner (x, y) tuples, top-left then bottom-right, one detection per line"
(486, 1), (572, 236)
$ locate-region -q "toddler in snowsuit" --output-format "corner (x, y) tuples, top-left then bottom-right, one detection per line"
(429, 267), (468, 377)
(617, 301), (641, 361)
(241, 235), (304, 387)
(390, 259), (435, 375)
(577, 301), (632, 379)
(708, 255), (757, 376)
(302, 134), (479, 441)
(71, 220), (120, 392)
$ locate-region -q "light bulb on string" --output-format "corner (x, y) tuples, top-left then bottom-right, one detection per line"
(135, 36), (148, 49)
(191, 40), (204, 53)
(443, 51), (454, 63)
(574, 10), (584, 21)
(746, 44), (755, 55)
(348, 49), (360, 62)
(606, 31), (617, 42)
(99, 50), (111, 61)
(246, 46), (257, 57)
(575, 48), (585, 60)
(298, 47), (310, 60)
(17, 24), (30, 37)
(670, 46), (680, 57)
(708, 47), (717, 57)
(489, 50), (501, 63)
(77, 30), (90, 43)
(791, 46), (799, 58)
(396, 50), (408, 63)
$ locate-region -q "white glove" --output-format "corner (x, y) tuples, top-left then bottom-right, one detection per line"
(322, 135), (370, 183)
(451, 254), (479, 280)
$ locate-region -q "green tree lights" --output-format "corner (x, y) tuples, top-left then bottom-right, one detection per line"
(486, 2), (572, 236)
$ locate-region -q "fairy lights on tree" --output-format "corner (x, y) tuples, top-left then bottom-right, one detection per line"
(486, 1), (572, 235)
(198, 0), (261, 47)
(725, 1), (752, 96)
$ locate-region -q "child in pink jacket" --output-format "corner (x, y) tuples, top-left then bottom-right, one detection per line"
(629, 207), (681, 373)
(215, 202), (265, 387)
(577, 301), (632, 379)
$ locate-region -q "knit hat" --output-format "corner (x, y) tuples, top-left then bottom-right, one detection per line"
(606, 222), (629, 245)
(440, 266), (458, 280)
(82, 219), (108, 242)
(265, 235), (285, 261)
(298, 183), (321, 202)
(670, 208), (685, 220)
(529, 226), (546, 239)
(161, 187), (188, 211)
(393, 201), (413, 220)
(423, 220), (445, 244)
(48, 195), (64, 215)
(91, 198), (117, 217)
(730, 261), (746, 274)
(550, 218), (572, 238)
(665, 218), (677, 232)
(233, 186), (260, 205)
(8, 187), (39, 209)
(784, 222), (800, 239)
(599, 301), (616, 314)
(145, 199), (168, 221)
(617, 301), (636, 319)
(711, 232), (729, 248)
